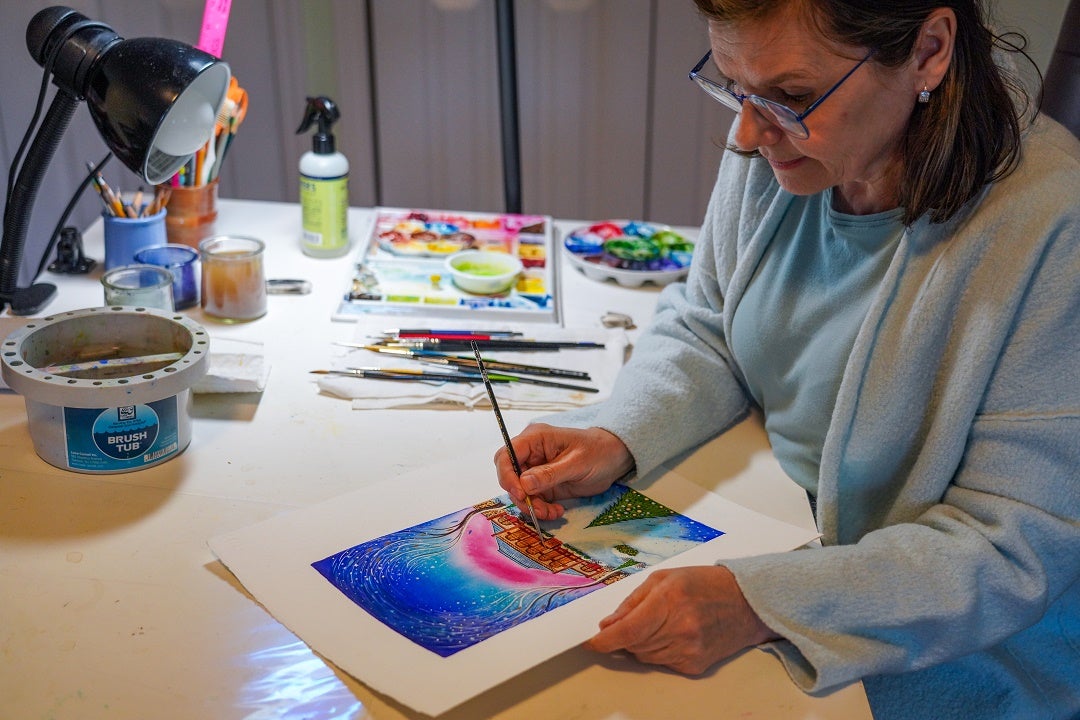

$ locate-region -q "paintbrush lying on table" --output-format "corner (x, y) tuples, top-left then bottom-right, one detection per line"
(309, 369), (505, 383)
(376, 338), (605, 352)
(339, 343), (593, 380)
(313, 366), (596, 392)
(403, 361), (598, 393)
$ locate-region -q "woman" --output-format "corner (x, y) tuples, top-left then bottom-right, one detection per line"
(495, 1), (1080, 718)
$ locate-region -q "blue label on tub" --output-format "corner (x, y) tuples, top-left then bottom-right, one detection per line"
(63, 397), (179, 471)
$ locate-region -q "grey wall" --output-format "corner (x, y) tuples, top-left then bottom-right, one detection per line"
(0, 0), (1070, 291)
(995, 0), (1072, 71)
(0, 0), (318, 289)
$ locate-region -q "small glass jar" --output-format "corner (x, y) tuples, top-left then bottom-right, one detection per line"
(101, 264), (175, 311)
(199, 235), (267, 322)
(134, 244), (200, 310)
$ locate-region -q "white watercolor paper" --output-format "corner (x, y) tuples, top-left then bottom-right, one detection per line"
(209, 454), (819, 716)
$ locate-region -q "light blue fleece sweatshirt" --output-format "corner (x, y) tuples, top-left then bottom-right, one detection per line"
(730, 189), (903, 494)
(544, 116), (1080, 719)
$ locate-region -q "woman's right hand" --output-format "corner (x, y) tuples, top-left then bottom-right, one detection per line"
(494, 423), (635, 520)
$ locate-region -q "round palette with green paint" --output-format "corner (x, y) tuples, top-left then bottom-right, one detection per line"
(562, 220), (695, 287)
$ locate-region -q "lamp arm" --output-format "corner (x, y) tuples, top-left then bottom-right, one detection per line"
(0, 88), (80, 302)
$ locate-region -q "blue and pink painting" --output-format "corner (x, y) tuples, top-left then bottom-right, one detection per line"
(311, 484), (723, 657)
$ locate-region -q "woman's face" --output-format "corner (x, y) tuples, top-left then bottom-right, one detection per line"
(707, 8), (918, 214)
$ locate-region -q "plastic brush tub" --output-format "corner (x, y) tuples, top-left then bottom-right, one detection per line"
(1, 307), (209, 473)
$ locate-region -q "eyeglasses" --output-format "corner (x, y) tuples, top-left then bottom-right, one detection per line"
(689, 50), (873, 140)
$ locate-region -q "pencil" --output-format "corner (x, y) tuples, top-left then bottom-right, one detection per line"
(151, 186), (172, 215)
(86, 165), (114, 216)
(92, 171), (125, 217)
(104, 185), (125, 217)
(194, 145), (206, 186)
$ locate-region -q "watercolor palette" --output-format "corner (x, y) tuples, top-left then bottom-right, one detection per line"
(562, 219), (695, 287)
(336, 207), (560, 323)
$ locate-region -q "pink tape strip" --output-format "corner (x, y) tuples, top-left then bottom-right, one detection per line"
(196, 0), (233, 57)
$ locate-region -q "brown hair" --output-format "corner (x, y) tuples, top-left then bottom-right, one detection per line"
(692, 0), (1031, 225)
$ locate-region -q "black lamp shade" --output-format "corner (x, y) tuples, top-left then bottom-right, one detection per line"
(0, 7), (230, 315)
(87, 39), (230, 184)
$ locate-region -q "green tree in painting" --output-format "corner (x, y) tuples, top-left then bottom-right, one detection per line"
(587, 488), (675, 528)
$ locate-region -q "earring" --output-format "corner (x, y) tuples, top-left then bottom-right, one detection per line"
(918, 85), (931, 103)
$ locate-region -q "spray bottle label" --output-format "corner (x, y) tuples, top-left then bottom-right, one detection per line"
(300, 174), (349, 251)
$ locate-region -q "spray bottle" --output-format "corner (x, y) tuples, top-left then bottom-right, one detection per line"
(296, 96), (349, 257)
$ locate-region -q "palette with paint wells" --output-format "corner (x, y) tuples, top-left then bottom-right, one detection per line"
(562, 219), (696, 287)
(335, 207), (560, 323)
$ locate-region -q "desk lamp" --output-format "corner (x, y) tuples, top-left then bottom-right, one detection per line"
(0, 6), (230, 316)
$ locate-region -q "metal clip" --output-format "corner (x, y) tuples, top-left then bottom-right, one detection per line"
(265, 278), (312, 295)
(601, 311), (636, 330)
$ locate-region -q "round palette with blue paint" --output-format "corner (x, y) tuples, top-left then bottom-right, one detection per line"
(562, 220), (695, 287)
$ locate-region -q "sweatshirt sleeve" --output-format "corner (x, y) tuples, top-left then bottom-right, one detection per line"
(724, 133), (1080, 693)
(536, 149), (775, 478)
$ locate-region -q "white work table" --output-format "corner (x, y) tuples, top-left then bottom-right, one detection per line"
(0, 199), (871, 719)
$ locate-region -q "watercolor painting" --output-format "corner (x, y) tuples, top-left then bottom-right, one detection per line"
(311, 484), (723, 657)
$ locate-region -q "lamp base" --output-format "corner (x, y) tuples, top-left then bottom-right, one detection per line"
(2, 283), (57, 316)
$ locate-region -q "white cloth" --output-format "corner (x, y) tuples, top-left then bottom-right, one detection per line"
(193, 337), (271, 394)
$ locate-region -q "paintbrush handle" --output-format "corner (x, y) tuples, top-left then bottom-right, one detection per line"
(430, 362), (598, 393)
(488, 373), (599, 393)
(444, 355), (591, 380)
(471, 342), (547, 539)
(355, 343), (593, 380)
(314, 369), (504, 384)
(471, 343), (522, 475)
(491, 400), (521, 475)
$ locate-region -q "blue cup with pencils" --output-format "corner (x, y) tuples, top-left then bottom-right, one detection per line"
(90, 172), (169, 269)
(103, 208), (168, 271)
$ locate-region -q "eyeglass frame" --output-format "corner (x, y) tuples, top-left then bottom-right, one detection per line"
(689, 49), (874, 140)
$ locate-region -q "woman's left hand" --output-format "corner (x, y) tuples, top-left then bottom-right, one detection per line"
(586, 565), (779, 675)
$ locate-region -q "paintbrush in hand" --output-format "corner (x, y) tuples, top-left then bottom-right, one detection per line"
(470, 341), (544, 541)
